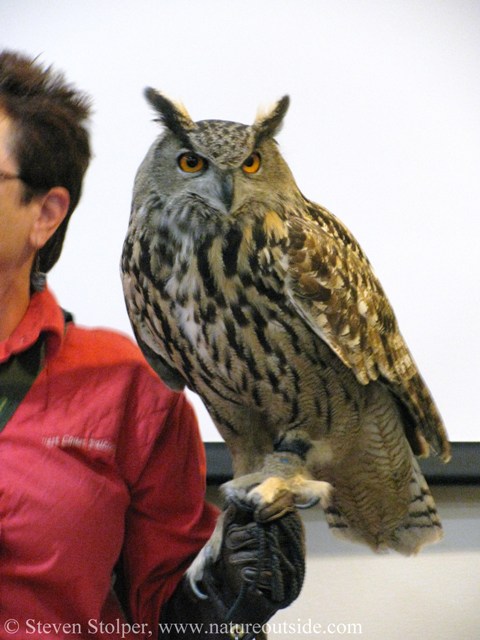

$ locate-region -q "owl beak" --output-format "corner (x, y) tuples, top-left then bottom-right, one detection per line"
(219, 173), (234, 211)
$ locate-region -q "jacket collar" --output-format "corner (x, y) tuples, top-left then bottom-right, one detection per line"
(0, 287), (65, 364)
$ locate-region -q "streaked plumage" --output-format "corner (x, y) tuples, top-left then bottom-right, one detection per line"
(121, 90), (450, 585)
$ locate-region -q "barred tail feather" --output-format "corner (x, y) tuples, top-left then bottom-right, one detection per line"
(323, 455), (442, 555)
(388, 456), (443, 554)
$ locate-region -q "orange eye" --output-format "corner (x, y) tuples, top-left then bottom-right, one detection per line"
(178, 152), (206, 173)
(242, 152), (261, 174)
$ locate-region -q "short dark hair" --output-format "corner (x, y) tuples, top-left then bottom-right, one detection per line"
(0, 50), (92, 275)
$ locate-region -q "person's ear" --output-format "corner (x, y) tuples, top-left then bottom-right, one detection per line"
(30, 187), (70, 249)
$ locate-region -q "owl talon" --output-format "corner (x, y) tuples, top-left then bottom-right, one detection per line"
(295, 496), (321, 509)
(190, 576), (208, 600)
(186, 545), (210, 600)
(186, 513), (225, 600)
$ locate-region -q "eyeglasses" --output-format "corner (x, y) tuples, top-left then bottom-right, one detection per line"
(0, 170), (22, 182)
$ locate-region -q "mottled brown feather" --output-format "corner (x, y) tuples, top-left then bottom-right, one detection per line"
(287, 201), (450, 461)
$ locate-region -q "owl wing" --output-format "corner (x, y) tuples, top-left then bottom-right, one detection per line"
(121, 227), (186, 392)
(286, 200), (450, 461)
(133, 325), (186, 392)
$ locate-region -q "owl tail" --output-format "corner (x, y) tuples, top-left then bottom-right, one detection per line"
(388, 456), (443, 555)
(324, 454), (443, 555)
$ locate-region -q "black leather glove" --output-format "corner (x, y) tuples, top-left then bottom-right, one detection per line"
(161, 495), (305, 639)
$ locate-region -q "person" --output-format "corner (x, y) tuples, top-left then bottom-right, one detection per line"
(0, 50), (305, 639)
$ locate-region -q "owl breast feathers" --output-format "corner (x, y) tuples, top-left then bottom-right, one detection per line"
(121, 90), (450, 587)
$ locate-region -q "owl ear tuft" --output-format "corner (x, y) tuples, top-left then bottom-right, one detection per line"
(144, 88), (195, 142)
(253, 95), (290, 144)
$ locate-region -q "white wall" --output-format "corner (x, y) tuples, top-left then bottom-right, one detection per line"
(2, 0), (479, 442)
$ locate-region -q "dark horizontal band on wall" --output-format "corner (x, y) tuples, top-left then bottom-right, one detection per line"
(205, 441), (479, 485)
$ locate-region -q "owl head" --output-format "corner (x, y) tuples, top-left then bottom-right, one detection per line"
(134, 89), (299, 219)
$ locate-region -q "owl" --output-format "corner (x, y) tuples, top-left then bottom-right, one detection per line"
(121, 89), (450, 590)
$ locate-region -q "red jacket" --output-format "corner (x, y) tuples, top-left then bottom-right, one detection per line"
(0, 288), (218, 638)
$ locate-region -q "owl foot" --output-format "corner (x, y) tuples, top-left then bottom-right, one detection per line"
(222, 473), (332, 522)
(248, 475), (332, 521)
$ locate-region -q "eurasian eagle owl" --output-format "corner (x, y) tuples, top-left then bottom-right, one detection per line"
(121, 89), (450, 588)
